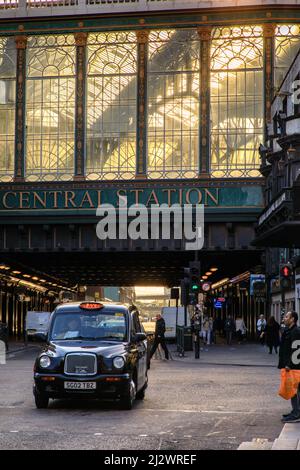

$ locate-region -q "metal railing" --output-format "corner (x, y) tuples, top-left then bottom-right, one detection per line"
(1, 1), (300, 19)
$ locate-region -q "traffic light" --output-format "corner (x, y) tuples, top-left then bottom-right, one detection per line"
(170, 287), (179, 300)
(180, 269), (190, 307)
(189, 261), (201, 294)
(181, 262), (201, 305)
(280, 263), (294, 290)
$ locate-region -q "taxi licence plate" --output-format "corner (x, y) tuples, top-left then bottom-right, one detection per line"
(64, 382), (96, 390)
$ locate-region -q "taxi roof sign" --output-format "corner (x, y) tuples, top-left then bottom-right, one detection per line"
(79, 302), (104, 310)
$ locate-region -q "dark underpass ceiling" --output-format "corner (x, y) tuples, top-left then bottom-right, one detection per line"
(2, 250), (264, 287)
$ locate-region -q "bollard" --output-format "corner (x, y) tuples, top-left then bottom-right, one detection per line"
(0, 340), (6, 365)
(176, 325), (184, 357)
(194, 332), (200, 359)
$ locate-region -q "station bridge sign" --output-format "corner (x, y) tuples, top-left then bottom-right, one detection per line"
(0, 183), (264, 215)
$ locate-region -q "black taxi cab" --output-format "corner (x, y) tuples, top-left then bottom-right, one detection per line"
(33, 302), (148, 410)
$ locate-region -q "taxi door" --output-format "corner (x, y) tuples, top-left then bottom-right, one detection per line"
(132, 312), (147, 390)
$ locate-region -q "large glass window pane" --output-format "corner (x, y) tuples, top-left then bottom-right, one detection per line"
(26, 35), (76, 181)
(0, 37), (16, 182)
(86, 32), (137, 180)
(147, 30), (200, 179)
(275, 24), (300, 90)
(211, 26), (263, 178)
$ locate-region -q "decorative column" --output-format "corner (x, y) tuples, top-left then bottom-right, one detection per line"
(14, 35), (27, 182)
(197, 26), (212, 178)
(136, 30), (149, 179)
(74, 32), (88, 180)
(263, 24), (276, 135)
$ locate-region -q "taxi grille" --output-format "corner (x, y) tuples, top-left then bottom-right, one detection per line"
(64, 353), (97, 376)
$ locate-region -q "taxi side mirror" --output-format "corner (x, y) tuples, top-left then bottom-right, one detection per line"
(134, 332), (147, 342)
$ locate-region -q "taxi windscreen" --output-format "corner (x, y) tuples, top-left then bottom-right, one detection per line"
(50, 310), (127, 341)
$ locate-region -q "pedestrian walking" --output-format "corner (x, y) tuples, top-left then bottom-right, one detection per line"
(202, 316), (213, 345)
(235, 316), (247, 344)
(264, 316), (280, 354)
(224, 315), (235, 345)
(256, 314), (266, 344)
(279, 311), (300, 423)
(191, 310), (202, 358)
(191, 310), (201, 338)
(213, 316), (223, 344)
(211, 316), (217, 344)
(149, 314), (169, 362)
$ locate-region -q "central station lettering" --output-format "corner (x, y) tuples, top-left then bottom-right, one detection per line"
(1, 188), (219, 210)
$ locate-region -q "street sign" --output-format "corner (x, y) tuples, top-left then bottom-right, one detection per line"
(202, 282), (211, 292)
(250, 274), (266, 295)
(214, 297), (226, 309)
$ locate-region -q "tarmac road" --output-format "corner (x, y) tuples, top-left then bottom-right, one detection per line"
(0, 346), (286, 450)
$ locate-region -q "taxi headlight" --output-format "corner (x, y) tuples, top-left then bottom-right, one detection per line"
(39, 355), (51, 368)
(113, 356), (125, 369)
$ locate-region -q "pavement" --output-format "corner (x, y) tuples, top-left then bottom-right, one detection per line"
(238, 423), (300, 450)
(0, 340), (293, 450)
(168, 342), (279, 367)
(272, 423), (300, 450)
(5, 339), (39, 356)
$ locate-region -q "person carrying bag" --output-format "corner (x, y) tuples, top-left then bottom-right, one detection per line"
(278, 311), (300, 423)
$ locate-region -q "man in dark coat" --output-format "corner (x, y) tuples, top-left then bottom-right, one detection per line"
(279, 311), (300, 423)
(224, 315), (235, 345)
(264, 316), (280, 354)
(149, 314), (169, 361)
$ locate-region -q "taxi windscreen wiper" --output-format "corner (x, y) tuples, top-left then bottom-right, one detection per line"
(58, 335), (124, 341)
(71, 336), (122, 341)
(94, 335), (124, 340)
(59, 335), (87, 340)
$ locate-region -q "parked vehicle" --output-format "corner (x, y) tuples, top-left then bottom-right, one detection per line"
(25, 311), (52, 341)
(161, 307), (190, 339)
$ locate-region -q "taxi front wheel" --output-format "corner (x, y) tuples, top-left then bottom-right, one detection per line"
(120, 379), (136, 410)
(136, 375), (147, 400)
(34, 390), (49, 409)
(136, 388), (145, 400)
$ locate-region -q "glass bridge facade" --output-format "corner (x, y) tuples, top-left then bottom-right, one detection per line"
(1, 20), (300, 182)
